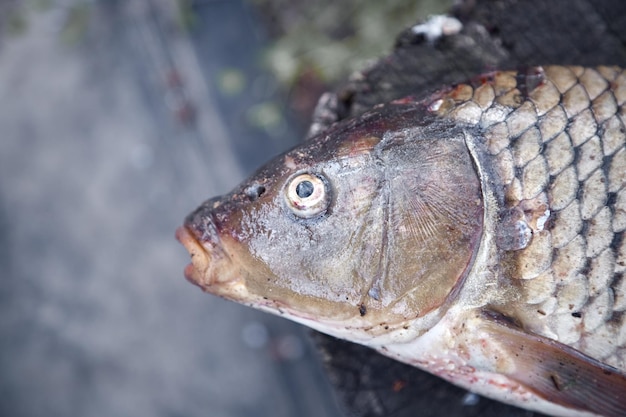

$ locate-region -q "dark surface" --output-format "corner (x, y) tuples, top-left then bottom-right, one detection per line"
(342, 0), (626, 116)
(313, 333), (537, 417)
(312, 0), (626, 416)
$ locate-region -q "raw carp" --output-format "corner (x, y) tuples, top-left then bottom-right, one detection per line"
(177, 66), (626, 417)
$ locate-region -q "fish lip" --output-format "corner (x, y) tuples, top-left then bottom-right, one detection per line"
(177, 201), (230, 289)
(176, 221), (240, 292)
(175, 225), (212, 288)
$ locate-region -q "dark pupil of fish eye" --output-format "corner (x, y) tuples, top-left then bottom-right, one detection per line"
(295, 180), (314, 198)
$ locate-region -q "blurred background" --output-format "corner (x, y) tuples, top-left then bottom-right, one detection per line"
(0, 1), (448, 416)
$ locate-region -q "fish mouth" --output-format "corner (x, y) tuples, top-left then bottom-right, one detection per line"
(176, 223), (239, 287)
(175, 225), (213, 288)
(177, 224), (253, 304)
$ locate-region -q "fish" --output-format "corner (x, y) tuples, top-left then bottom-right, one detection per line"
(176, 65), (626, 417)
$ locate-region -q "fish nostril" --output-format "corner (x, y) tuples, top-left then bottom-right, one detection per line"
(245, 184), (266, 201)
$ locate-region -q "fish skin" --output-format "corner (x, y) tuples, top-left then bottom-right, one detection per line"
(177, 66), (626, 416)
(430, 66), (626, 368)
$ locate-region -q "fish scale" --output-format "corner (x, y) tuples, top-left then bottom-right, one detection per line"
(432, 66), (626, 370)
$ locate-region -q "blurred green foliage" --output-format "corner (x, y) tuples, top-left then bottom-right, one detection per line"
(251, 0), (452, 84)
(6, 10), (28, 36)
(176, 0), (198, 29)
(60, 3), (90, 44)
(0, 0), (91, 43)
(217, 68), (248, 97)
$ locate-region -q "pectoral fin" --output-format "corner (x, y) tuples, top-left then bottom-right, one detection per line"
(479, 310), (626, 417)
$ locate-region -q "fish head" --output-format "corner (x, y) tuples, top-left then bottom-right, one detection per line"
(177, 102), (484, 337)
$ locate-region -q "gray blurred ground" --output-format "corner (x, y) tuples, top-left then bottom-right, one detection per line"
(0, 1), (342, 416)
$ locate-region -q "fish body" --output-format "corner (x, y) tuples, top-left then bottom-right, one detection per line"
(177, 66), (626, 416)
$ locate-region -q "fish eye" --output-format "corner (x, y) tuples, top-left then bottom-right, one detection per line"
(284, 173), (330, 218)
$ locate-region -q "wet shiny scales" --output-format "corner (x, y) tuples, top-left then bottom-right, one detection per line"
(177, 66), (626, 417)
